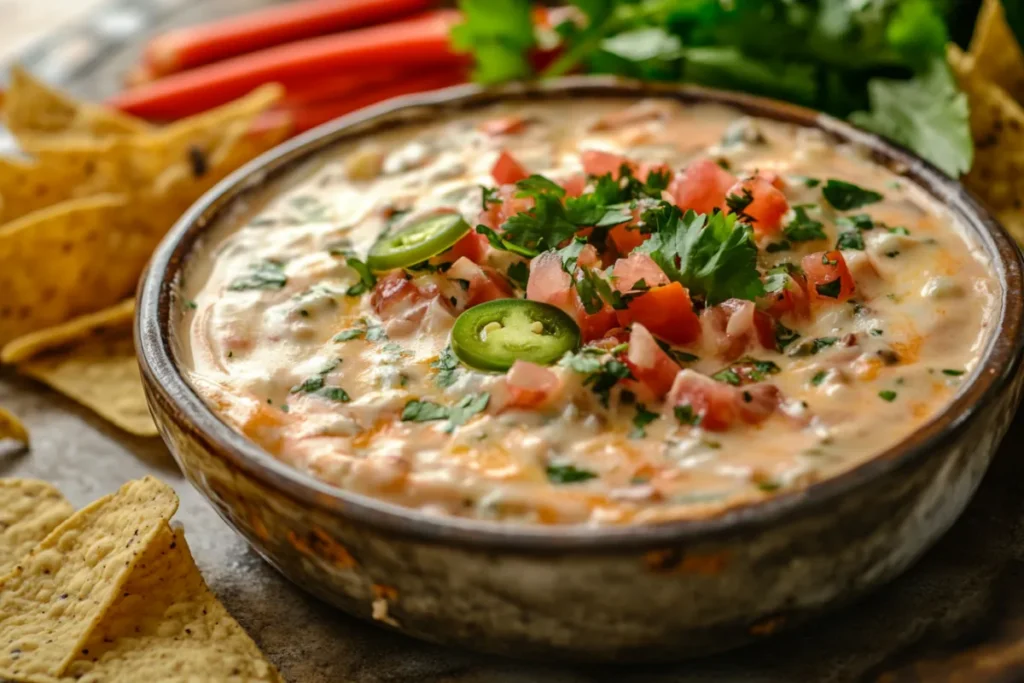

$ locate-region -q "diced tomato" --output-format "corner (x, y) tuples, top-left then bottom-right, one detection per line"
(757, 171), (786, 190)
(609, 224), (647, 255)
(581, 149), (633, 178)
(572, 289), (617, 343)
(448, 257), (512, 308)
(505, 360), (562, 409)
(370, 272), (437, 318)
(625, 323), (681, 399)
(576, 243), (602, 269)
(701, 298), (775, 360)
(438, 230), (488, 265)
(736, 383), (782, 425)
(589, 327), (630, 350)
(802, 250), (856, 305)
(560, 173), (588, 198)
(611, 252), (668, 293)
(492, 150), (529, 185)
(762, 270), (810, 318)
(478, 184), (532, 230)
(726, 177), (789, 237)
(616, 282), (701, 346)
(668, 159), (737, 215)
(667, 370), (741, 432)
(526, 251), (573, 313)
(479, 115), (527, 136)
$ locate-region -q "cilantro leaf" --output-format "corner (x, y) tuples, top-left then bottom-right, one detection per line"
(822, 180), (884, 211)
(546, 464), (598, 484)
(450, 0), (536, 84)
(343, 254), (377, 296)
(229, 260), (287, 291)
(506, 261), (529, 289)
(401, 400), (450, 423)
(501, 191), (578, 256)
(850, 58), (972, 177)
(836, 230), (865, 251)
(446, 393), (490, 431)
(782, 205), (826, 242)
(638, 204), (764, 305)
(432, 346), (462, 388)
(629, 403), (660, 438)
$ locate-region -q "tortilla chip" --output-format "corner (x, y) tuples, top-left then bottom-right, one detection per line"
(969, 0), (1024, 106)
(63, 524), (283, 682)
(948, 45), (1024, 244)
(0, 479), (73, 576)
(0, 194), (161, 346)
(0, 406), (29, 449)
(1, 299), (134, 365)
(18, 331), (156, 437)
(3, 65), (150, 139)
(0, 477), (178, 680)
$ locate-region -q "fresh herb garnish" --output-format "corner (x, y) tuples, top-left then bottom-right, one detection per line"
(630, 404), (660, 438)
(836, 230), (865, 251)
(229, 260), (287, 291)
(774, 320), (800, 350)
(333, 328), (364, 341)
(942, 369), (965, 377)
(481, 185), (502, 211)
(506, 261), (529, 289)
(546, 464), (598, 484)
(788, 336), (839, 357)
(782, 205), (826, 242)
(638, 204), (764, 305)
(713, 357), (781, 385)
(879, 390), (898, 402)
(822, 180), (884, 211)
(401, 393), (490, 432)
(432, 346), (462, 388)
(343, 254), (377, 296)
(674, 404), (702, 427)
(560, 352), (632, 407)
(765, 241), (791, 253)
(725, 187), (754, 222)
(291, 359), (343, 396)
(811, 370), (828, 386)
(815, 278), (843, 299)
(836, 214), (875, 231)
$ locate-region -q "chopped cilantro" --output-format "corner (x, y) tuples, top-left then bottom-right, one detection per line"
(319, 387), (351, 402)
(506, 261), (529, 289)
(343, 254), (377, 296)
(629, 404), (659, 438)
(674, 404), (702, 426)
(836, 214), (875, 231)
(183, 299), (198, 310)
(713, 357), (781, 385)
(783, 205), (826, 242)
(555, 236), (589, 272)
(879, 390), (898, 402)
(836, 230), (865, 251)
(822, 180), (884, 211)
(712, 368), (741, 386)
(446, 393), (490, 431)
(365, 325), (387, 342)
(811, 370), (828, 386)
(725, 187), (754, 222)
(401, 399), (450, 423)
(229, 260), (287, 291)
(560, 352), (632, 407)
(333, 328), (364, 341)
(765, 240), (791, 253)
(481, 185), (502, 211)
(432, 346), (462, 388)
(815, 278), (843, 299)
(942, 368), (965, 377)
(774, 320), (800, 350)
(888, 226), (911, 236)
(638, 204), (763, 305)
(290, 359), (341, 394)
(546, 464), (598, 484)
(788, 336), (839, 357)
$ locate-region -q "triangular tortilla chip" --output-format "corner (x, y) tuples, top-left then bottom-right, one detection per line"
(1, 299), (134, 365)
(0, 194), (152, 346)
(0, 406), (29, 450)
(3, 65), (150, 140)
(17, 331), (156, 437)
(969, 0), (1024, 106)
(0, 477), (178, 680)
(949, 45), (1024, 245)
(0, 479), (73, 576)
(63, 525), (283, 683)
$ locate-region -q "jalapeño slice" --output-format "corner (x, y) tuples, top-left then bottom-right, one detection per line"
(367, 213), (470, 271)
(451, 299), (581, 372)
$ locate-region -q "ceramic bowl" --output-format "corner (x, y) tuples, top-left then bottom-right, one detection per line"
(137, 77), (1024, 662)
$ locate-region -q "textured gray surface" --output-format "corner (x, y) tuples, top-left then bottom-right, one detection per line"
(4, 0), (1024, 681)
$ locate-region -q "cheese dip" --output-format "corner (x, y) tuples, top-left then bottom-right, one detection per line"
(177, 98), (997, 526)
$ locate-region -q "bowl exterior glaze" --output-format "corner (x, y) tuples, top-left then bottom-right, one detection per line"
(137, 78), (1024, 662)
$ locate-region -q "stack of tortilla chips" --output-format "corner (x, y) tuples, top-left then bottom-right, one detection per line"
(0, 68), (290, 438)
(950, 0), (1024, 243)
(0, 477), (283, 682)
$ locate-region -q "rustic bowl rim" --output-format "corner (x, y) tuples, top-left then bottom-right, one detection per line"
(137, 76), (1024, 553)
